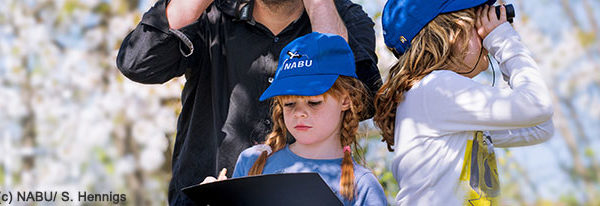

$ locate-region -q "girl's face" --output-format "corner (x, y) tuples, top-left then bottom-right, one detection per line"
(457, 27), (490, 78)
(281, 94), (350, 147)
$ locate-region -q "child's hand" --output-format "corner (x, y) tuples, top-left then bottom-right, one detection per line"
(200, 168), (228, 185)
(476, 4), (507, 39)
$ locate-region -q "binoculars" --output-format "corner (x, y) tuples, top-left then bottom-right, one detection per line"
(495, 4), (515, 23)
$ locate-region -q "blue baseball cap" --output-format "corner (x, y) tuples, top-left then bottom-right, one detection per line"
(382, 0), (496, 56)
(259, 32), (357, 101)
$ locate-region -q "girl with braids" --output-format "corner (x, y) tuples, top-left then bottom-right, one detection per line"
(376, 0), (554, 205)
(230, 32), (387, 205)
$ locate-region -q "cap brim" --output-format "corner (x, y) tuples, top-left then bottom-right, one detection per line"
(259, 75), (339, 101)
(442, 0), (496, 13)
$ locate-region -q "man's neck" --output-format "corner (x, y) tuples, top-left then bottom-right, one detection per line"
(253, 0), (304, 36)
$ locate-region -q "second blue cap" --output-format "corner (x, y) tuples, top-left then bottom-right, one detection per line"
(382, 0), (496, 56)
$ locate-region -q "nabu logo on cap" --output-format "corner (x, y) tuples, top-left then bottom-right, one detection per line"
(282, 50), (313, 70)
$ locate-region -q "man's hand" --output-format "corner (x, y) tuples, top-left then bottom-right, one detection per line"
(167, 0), (215, 29)
(200, 168), (228, 185)
(476, 5), (507, 40)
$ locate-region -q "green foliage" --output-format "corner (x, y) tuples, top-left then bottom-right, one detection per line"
(577, 30), (597, 47)
(559, 193), (580, 206)
(93, 2), (112, 16)
(62, 0), (79, 14)
(584, 147), (594, 158)
(95, 147), (115, 175)
(379, 170), (399, 201)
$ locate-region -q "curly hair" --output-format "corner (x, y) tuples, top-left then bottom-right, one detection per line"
(374, 8), (478, 151)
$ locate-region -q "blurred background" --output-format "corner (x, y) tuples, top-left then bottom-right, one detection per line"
(1, 0), (598, 205)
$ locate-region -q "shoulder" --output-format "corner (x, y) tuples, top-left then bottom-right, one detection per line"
(416, 70), (481, 94)
(237, 145), (272, 167)
(334, 0), (372, 22)
(352, 164), (381, 190)
(233, 145), (272, 178)
(334, 0), (358, 11)
(422, 70), (468, 84)
(352, 164), (387, 205)
(238, 145), (269, 160)
(332, 0), (376, 68)
(333, 0), (367, 13)
(353, 164), (378, 185)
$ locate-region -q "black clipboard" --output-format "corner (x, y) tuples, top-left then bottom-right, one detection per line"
(181, 172), (343, 206)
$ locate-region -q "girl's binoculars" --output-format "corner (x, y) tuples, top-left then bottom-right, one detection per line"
(495, 4), (515, 23)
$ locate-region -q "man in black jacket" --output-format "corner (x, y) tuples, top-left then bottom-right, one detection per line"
(116, 0), (380, 204)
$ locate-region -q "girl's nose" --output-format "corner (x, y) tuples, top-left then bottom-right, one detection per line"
(293, 106), (309, 118)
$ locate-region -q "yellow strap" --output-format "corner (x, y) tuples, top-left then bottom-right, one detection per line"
(459, 131), (500, 206)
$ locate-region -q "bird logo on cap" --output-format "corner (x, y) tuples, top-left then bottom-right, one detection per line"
(287, 51), (303, 59)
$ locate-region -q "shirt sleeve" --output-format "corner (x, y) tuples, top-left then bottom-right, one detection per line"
(116, 0), (210, 84)
(489, 119), (554, 148)
(424, 23), (553, 134)
(336, 0), (381, 119)
(232, 147), (263, 178)
(232, 150), (249, 178)
(353, 172), (387, 206)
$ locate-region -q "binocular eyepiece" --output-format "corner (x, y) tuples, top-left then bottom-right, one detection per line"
(495, 4), (515, 23)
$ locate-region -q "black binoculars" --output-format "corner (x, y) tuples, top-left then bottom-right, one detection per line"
(495, 4), (515, 23)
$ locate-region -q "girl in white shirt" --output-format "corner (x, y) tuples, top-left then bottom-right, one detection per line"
(375, 1), (554, 205)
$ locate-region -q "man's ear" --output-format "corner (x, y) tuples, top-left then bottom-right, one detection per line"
(341, 94), (351, 111)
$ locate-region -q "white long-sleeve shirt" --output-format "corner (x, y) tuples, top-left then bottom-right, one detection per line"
(392, 23), (554, 205)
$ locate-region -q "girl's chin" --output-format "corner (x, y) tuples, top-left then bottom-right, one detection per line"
(291, 138), (319, 146)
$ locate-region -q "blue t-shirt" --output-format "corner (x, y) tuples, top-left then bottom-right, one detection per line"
(233, 145), (387, 205)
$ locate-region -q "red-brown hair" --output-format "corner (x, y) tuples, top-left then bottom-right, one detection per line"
(248, 76), (370, 200)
